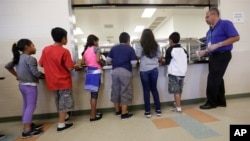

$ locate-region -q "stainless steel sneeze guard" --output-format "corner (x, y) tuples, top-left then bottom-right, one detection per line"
(72, 0), (218, 7)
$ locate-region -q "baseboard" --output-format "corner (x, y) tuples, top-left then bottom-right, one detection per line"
(0, 93), (250, 123)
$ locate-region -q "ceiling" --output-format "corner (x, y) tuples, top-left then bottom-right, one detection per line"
(72, 0), (218, 46)
(73, 7), (207, 46)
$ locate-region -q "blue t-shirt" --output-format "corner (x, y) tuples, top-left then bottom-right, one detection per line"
(206, 19), (239, 53)
(108, 44), (137, 72)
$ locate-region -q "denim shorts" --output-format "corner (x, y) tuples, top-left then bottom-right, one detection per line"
(53, 89), (74, 112)
(168, 74), (185, 94)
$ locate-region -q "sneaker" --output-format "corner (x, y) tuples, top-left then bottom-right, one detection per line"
(144, 112), (152, 118)
(31, 123), (43, 130)
(22, 129), (43, 139)
(121, 113), (133, 120)
(0, 134), (6, 140)
(173, 102), (176, 108)
(57, 123), (74, 132)
(96, 113), (103, 118)
(156, 110), (162, 117)
(171, 108), (182, 113)
(90, 116), (102, 122)
(115, 111), (121, 117)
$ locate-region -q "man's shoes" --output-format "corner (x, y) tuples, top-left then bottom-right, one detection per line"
(217, 104), (227, 107)
(200, 103), (217, 109)
(217, 102), (227, 107)
(90, 116), (102, 122)
(121, 113), (133, 120)
(31, 123), (43, 130)
(57, 123), (74, 132)
(0, 134), (6, 140)
(22, 129), (43, 138)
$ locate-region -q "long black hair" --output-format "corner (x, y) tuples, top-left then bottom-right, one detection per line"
(12, 39), (32, 65)
(140, 29), (158, 58)
(82, 34), (99, 56)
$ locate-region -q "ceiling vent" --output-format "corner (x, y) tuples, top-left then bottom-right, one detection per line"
(104, 24), (114, 28)
(149, 16), (166, 31)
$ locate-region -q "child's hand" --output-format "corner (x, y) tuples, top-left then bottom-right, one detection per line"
(39, 73), (45, 79)
(74, 64), (82, 71)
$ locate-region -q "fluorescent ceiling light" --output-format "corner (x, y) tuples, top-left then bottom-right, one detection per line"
(74, 39), (78, 43)
(134, 26), (145, 32)
(74, 27), (84, 35)
(69, 15), (76, 24)
(81, 38), (87, 42)
(141, 8), (156, 18)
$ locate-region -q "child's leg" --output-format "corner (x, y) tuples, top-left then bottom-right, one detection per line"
(174, 94), (181, 108)
(140, 71), (151, 113)
(149, 68), (161, 111)
(55, 90), (74, 126)
(19, 85), (37, 132)
(59, 112), (67, 123)
(121, 104), (128, 114)
(90, 92), (98, 118)
(114, 103), (120, 112)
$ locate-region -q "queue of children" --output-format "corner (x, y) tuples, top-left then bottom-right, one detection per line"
(4, 26), (187, 138)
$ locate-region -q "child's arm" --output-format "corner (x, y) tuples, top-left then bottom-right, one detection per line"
(28, 57), (43, 78)
(7, 68), (17, 78)
(5, 62), (18, 80)
(96, 52), (105, 66)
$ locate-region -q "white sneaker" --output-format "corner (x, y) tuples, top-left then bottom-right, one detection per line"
(156, 110), (162, 117)
(171, 108), (182, 113)
(144, 112), (152, 118)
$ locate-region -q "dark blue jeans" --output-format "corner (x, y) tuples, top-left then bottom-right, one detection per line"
(140, 68), (161, 113)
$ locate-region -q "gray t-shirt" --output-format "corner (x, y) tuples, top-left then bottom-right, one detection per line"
(5, 54), (41, 83)
(135, 43), (162, 72)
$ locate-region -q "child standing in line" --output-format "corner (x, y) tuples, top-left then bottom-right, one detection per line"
(165, 32), (188, 113)
(5, 39), (44, 138)
(39, 27), (79, 132)
(106, 32), (137, 119)
(82, 34), (103, 122)
(136, 29), (162, 118)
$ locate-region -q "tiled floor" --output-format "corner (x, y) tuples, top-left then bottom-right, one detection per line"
(1, 97), (250, 141)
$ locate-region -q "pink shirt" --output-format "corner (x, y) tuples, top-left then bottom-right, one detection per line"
(83, 46), (101, 69)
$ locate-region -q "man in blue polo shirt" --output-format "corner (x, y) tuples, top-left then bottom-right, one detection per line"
(106, 32), (137, 119)
(200, 8), (240, 109)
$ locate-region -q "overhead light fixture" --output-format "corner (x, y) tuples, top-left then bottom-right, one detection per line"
(73, 27), (84, 35)
(69, 15), (76, 24)
(81, 38), (87, 42)
(134, 26), (145, 32)
(141, 8), (156, 18)
(74, 39), (78, 43)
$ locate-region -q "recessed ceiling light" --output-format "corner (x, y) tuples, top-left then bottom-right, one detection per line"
(141, 8), (156, 18)
(134, 26), (145, 32)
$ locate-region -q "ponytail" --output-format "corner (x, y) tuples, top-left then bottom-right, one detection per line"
(12, 43), (20, 65)
(12, 39), (32, 64)
(82, 34), (99, 56)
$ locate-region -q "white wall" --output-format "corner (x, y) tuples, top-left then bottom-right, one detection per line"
(0, 0), (250, 118)
(0, 0), (75, 117)
(172, 14), (207, 38)
(154, 9), (208, 39)
(154, 16), (174, 39)
(219, 0), (250, 94)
